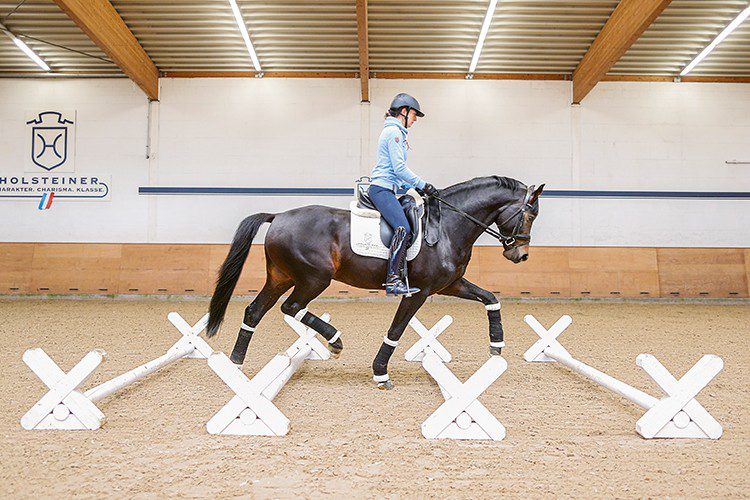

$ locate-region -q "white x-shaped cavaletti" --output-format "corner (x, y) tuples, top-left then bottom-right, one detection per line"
(404, 315), (453, 363)
(167, 312), (213, 359)
(524, 314), (723, 440)
(421, 351), (507, 441)
(636, 353), (723, 439)
(21, 348), (106, 430)
(283, 312), (332, 360)
(206, 313), (330, 436)
(523, 314), (572, 362)
(206, 351), (295, 436)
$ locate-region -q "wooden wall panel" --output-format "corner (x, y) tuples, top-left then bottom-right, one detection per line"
(466, 247), (572, 297)
(1, 243), (747, 299)
(119, 244), (211, 294)
(656, 248), (748, 298)
(568, 248), (660, 297)
(30, 244), (121, 294)
(0, 243), (35, 293)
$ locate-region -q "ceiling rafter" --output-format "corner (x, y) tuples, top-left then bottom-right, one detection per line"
(52, 0), (159, 100)
(572, 0), (674, 103)
(356, 0), (369, 102)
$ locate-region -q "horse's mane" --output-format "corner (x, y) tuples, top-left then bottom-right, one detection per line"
(441, 175), (525, 196)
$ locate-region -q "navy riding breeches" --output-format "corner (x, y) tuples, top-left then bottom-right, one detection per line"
(368, 184), (413, 244)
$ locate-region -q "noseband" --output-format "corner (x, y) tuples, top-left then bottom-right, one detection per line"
(432, 186), (534, 251)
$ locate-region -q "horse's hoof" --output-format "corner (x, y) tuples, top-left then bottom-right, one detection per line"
(327, 344), (342, 359)
(376, 379), (394, 390)
(489, 346), (502, 356)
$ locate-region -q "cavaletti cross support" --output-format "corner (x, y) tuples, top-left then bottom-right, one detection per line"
(206, 313), (332, 436)
(22, 313), (212, 431)
(405, 316), (506, 441)
(524, 314), (723, 439)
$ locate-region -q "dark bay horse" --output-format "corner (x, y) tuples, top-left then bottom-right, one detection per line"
(206, 176), (544, 388)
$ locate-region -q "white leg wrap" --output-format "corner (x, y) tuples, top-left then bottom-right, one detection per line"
(489, 341), (505, 348)
(328, 330), (342, 344)
(382, 336), (399, 347)
(293, 308), (308, 322)
(240, 323), (255, 332)
(485, 303), (501, 311)
(373, 374), (390, 383)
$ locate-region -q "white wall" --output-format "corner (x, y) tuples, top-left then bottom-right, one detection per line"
(1, 77), (748, 246)
(0, 78), (149, 242)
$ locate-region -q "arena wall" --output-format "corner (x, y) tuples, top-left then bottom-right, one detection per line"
(1, 78), (748, 297)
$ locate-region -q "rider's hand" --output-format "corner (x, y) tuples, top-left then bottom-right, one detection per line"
(422, 183), (439, 197)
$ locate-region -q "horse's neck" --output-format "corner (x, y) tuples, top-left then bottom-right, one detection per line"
(442, 184), (515, 248)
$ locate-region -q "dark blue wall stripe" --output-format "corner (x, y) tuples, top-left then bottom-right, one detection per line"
(138, 186), (750, 199)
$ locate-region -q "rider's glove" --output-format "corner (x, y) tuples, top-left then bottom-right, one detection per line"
(422, 183), (439, 197)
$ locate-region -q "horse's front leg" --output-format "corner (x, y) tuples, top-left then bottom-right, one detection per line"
(372, 292), (428, 390)
(438, 277), (504, 356)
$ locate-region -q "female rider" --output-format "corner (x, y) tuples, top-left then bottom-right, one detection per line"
(368, 93), (439, 296)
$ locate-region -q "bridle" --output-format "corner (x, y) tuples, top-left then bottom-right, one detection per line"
(431, 185), (535, 251)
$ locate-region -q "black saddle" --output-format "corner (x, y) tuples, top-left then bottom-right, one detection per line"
(356, 182), (422, 249)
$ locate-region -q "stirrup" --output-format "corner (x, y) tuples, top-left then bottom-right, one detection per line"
(385, 277), (420, 297)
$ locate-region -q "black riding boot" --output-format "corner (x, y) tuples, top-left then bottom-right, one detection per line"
(385, 226), (420, 296)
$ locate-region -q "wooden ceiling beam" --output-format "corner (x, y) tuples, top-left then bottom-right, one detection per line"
(356, 0), (369, 102)
(572, 0), (673, 103)
(53, 0), (159, 100)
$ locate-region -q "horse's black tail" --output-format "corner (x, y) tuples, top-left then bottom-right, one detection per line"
(207, 213), (275, 337)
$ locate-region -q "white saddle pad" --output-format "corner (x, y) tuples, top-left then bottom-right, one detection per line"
(349, 191), (423, 261)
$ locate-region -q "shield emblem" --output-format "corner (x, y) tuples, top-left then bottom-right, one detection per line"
(31, 126), (68, 171)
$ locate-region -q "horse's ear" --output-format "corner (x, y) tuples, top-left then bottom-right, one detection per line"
(529, 183), (545, 204)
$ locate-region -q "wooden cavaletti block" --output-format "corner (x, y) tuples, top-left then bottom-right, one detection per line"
(2, 243), (748, 298)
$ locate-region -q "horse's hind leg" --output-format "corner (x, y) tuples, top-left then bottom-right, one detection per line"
(279, 278), (343, 356)
(230, 275), (293, 366)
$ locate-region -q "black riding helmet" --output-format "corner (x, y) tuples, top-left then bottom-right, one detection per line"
(389, 93), (424, 127)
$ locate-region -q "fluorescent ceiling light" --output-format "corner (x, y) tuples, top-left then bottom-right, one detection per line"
(227, 0), (261, 72)
(680, 5), (750, 76)
(0, 22), (50, 71)
(468, 0), (499, 74)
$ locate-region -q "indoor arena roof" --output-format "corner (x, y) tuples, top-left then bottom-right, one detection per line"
(1, 0), (749, 99)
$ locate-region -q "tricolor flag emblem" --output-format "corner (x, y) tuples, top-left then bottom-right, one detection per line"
(38, 192), (54, 210)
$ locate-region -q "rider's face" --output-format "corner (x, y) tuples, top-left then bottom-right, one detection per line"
(402, 109), (418, 128)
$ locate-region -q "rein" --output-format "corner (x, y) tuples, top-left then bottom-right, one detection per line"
(431, 187), (532, 250)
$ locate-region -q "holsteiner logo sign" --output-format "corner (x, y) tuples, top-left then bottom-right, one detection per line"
(27, 111), (76, 172)
(0, 110), (111, 203)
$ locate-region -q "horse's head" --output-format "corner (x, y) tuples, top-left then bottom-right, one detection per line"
(496, 183), (544, 264)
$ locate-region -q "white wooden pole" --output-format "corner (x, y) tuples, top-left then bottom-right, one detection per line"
(84, 343), (195, 403)
(261, 345), (312, 401)
(543, 346), (658, 410)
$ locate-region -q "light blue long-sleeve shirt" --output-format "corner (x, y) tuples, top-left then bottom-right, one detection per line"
(370, 117), (426, 191)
